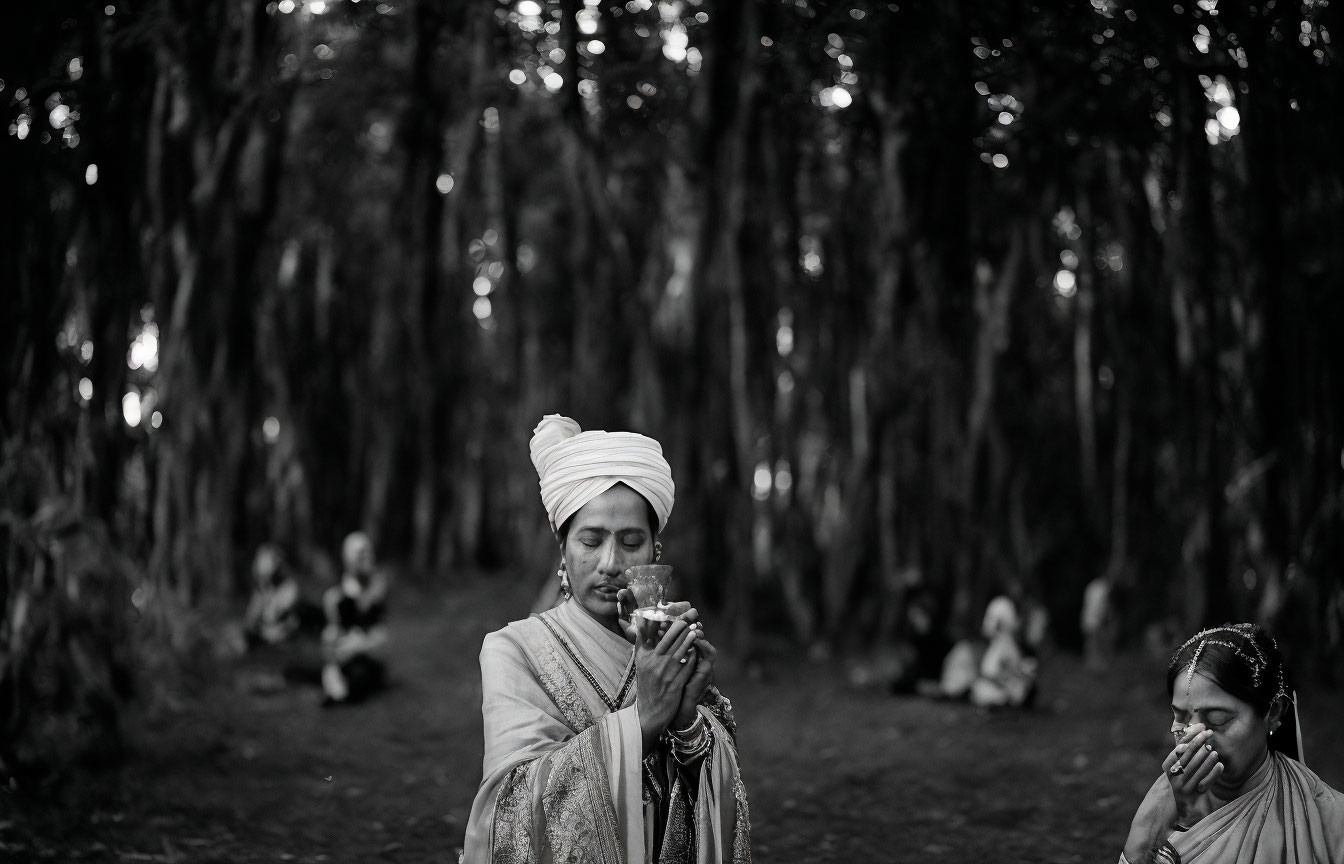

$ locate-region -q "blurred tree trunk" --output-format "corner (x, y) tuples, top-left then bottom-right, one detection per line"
(401, 0), (449, 576)
(1185, 80), (1231, 628)
(142, 1), (292, 634)
(706, 0), (763, 650)
(1072, 188), (1103, 536)
(437, 7), (494, 571)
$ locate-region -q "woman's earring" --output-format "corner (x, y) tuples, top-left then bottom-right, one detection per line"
(654, 541), (662, 563)
(558, 560), (571, 598)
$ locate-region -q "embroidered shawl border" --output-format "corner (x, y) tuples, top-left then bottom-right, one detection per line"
(543, 726), (626, 864)
(491, 760), (538, 864)
(516, 615), (596, 733)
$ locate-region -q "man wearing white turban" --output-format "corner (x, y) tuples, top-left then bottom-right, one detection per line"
(529, 413), (676, 537)
(463, 415), (752, 864)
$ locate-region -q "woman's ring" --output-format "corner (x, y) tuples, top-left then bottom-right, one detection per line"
(1169, 763), (1185, 775)
(679, 657), (688, 664)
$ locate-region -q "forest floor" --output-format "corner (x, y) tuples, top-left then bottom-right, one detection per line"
(3, 572), (1343, 863)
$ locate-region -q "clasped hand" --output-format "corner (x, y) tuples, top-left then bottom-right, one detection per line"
(617, 590), (717, 750)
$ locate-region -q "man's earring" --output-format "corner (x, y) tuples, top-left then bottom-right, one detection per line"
(654, 541), (662, 563)
(558, 560), (571, 597)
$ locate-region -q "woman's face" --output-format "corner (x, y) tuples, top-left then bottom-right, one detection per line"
(1170, 669), (1275, 791)
(562, 485), (656, 632)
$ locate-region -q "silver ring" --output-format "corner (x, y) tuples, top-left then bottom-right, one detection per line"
(1169, 763), (1185, 775)
(679, 657), (688, 664)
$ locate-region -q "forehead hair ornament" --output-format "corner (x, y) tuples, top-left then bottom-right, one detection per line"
(1174, 624), (1291, 704)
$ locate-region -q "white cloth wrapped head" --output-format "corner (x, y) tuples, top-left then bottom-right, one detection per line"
(529, 414), (675, 535)
(981, 595), (1020, 639)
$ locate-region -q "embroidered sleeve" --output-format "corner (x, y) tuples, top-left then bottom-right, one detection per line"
(490, 761), (538, 864)
(541, 724), (625, 863)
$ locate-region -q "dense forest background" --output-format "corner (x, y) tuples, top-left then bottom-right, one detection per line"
(3, 0), (1342, 771)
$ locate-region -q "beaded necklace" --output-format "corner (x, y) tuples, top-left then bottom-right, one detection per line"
(538, 615), (637, 712)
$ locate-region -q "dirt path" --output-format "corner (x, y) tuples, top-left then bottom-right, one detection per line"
(4, 575), (1342, 862)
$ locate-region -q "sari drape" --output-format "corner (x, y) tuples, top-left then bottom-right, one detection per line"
(1123, 752), (1344, 864)
(463, 600), (751, 864)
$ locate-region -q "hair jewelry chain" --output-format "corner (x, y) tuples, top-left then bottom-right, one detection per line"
(1175, 623), (1293, 706)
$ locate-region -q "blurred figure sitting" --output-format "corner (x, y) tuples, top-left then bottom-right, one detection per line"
(969, 595), (1038, 708)
(891, 570), (952, 695)
(321, 531), (389, 705)
(936, 627), (985, 700)
(243, 543), (320, 648)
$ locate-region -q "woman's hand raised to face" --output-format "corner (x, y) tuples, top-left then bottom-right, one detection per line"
(1163, 723), (1223, 824)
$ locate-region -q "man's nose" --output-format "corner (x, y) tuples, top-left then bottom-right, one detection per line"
(597, 540), (622, 575)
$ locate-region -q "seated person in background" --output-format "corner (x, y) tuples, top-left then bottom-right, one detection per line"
(937, 626), (985, 700)
(1121, 623), (1344, 863)
(969, 595), (1038, 708)
(321, 531), (389, 705)
(243, 543), (305, 648)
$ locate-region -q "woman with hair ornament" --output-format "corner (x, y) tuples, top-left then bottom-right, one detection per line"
(1120, 623), (1344, 863)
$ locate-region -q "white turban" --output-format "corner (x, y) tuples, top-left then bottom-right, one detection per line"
(529, 414), (675, 535)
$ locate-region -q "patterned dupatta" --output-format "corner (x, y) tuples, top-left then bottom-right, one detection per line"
(463, 599), (752, 864)
(1161, 752), (1344, 863)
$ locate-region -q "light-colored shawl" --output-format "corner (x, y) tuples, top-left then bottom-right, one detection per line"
(463, 599), (751, 864)
(1136, 752), (1344, 863)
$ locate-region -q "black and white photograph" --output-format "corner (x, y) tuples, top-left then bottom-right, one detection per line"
(3, 0), (1343, 861)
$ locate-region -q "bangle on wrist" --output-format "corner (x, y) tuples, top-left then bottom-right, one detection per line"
(672, 714), (705, 738)
(664, 712), (711, 763)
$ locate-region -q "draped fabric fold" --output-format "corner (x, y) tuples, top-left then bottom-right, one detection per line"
(463, 600), (751, 863)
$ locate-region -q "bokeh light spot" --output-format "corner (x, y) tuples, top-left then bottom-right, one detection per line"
(123, 392), (142, 427)
(752, 462), (772, 501)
